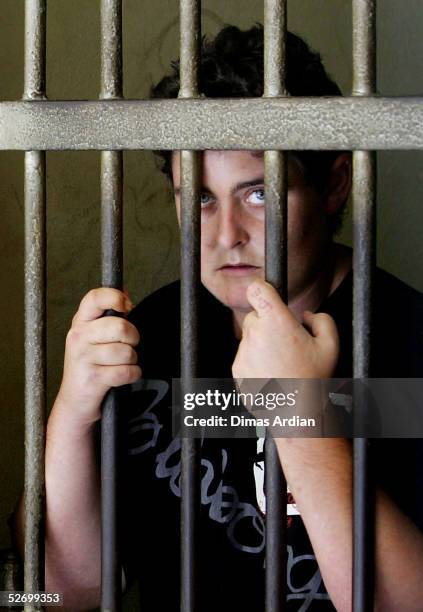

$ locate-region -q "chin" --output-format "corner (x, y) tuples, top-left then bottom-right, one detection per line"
(202, 276), (257, 311)
(215, 288), (252, 313)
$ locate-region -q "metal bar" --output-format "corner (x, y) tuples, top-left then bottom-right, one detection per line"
(179, 0), (200, 99)
(100, 0), (123, 100)
(352, 0), (376, 96)
(352, 1), (377, 610)
(23, 2), (46, 611)
(24, 150), (46, 610)
(180, 152), (201, 612)
(24, 0), (46, 101)
(180, 158), (201, 612)
(179, 2), (201, 611)
(100, 2), (123, 611)
(264, 0), (287, 98)
(1, 97), (423, 151)
(352, 151), (376, 612)
(263, 2), (288, 611)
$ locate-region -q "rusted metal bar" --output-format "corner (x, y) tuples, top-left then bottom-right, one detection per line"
(179, 2), (201, 611)
(352, 1), (377, 610)
(23, 1), (46, 610)
(2, 97), (422, 151)
(100, 1), (123, 611)
(24, 150), (46, 609)
(180, 151), (201, 612)
(264, 0), (287, 99)
(100, 0), (123, 101)
(24, 0), (46, 101)
(179, 0), (200, 99)
(352, 0), (376, 97)
(263, 2), (288, 611)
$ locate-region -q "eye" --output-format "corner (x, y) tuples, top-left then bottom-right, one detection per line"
(246, 188), (265, 206)
(200, 192), (214, 208)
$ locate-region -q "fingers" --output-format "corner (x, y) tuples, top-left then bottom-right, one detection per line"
(89, 343), (138, 366)
(303, 311), (339, 351)
(67, 316), (140, 348)
(94, 364), (142, 388)
(246, 279), (300, 332)
(73, 288), (133, 324)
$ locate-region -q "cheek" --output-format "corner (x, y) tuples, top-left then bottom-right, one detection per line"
(200, 221), (215, 251)
(288, 194), (325, 242)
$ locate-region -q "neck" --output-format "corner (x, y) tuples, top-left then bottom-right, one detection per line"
(232, 243), (352, 339)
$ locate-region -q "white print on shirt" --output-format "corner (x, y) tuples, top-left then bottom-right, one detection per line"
(128, 379), (265, 553)
(254, 437), (300, 517)
(128, 380), (330, 610)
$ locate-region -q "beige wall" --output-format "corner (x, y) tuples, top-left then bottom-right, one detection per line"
(0, 0), (422, 552)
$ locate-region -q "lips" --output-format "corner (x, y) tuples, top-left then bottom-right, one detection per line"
(218, 263), (261, 276)
(219, 264), (259, 269)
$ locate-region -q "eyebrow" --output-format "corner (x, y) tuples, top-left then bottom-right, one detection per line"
(173, 177), (264, 197)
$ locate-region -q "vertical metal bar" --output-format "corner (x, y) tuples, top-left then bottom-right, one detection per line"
(263, 2), (288, 611)
(179, 0), (200, 100)
(352, 1), (377, 611)
(179, 2), (201, 612)
(100, 2), (123, 611)
(180, 151), (201, 612)
(23, 2), (46, 611)
(352, 0), (376, 97)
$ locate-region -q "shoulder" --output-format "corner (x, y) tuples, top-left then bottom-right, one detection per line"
(326, 267), (423, 376)
(374, 268), (423, 309)
(373, 269), (423, 344)
(371, 269), (423, 375)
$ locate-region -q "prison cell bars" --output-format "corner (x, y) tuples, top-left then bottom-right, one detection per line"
(179, 2), (202, 611)
(352, 1), (377, 610)
(12, 1), (423, 611)
(23, 2), (47, 612)
(263, 1), (288, 610)
(99, 1), (124, 611)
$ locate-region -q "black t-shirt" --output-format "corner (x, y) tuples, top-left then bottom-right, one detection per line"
(121, 268), (423, 611)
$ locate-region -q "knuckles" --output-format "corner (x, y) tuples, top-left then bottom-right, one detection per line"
(108, 318), (140, 345)
(108, 365), (141, 387)
(66, 326), (82, 347)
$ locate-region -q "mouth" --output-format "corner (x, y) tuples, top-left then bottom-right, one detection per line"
(218, 263), (261, 276)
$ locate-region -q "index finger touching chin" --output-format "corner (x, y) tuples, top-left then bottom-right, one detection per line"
(246, 280), (274, 316)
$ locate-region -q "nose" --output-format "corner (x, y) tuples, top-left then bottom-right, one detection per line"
(216, 203), (249, 250)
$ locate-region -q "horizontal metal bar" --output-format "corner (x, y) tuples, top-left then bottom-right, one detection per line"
(1, 97), (422, 151)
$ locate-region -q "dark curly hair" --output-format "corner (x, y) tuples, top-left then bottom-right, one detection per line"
(151, 24), (347, 233)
